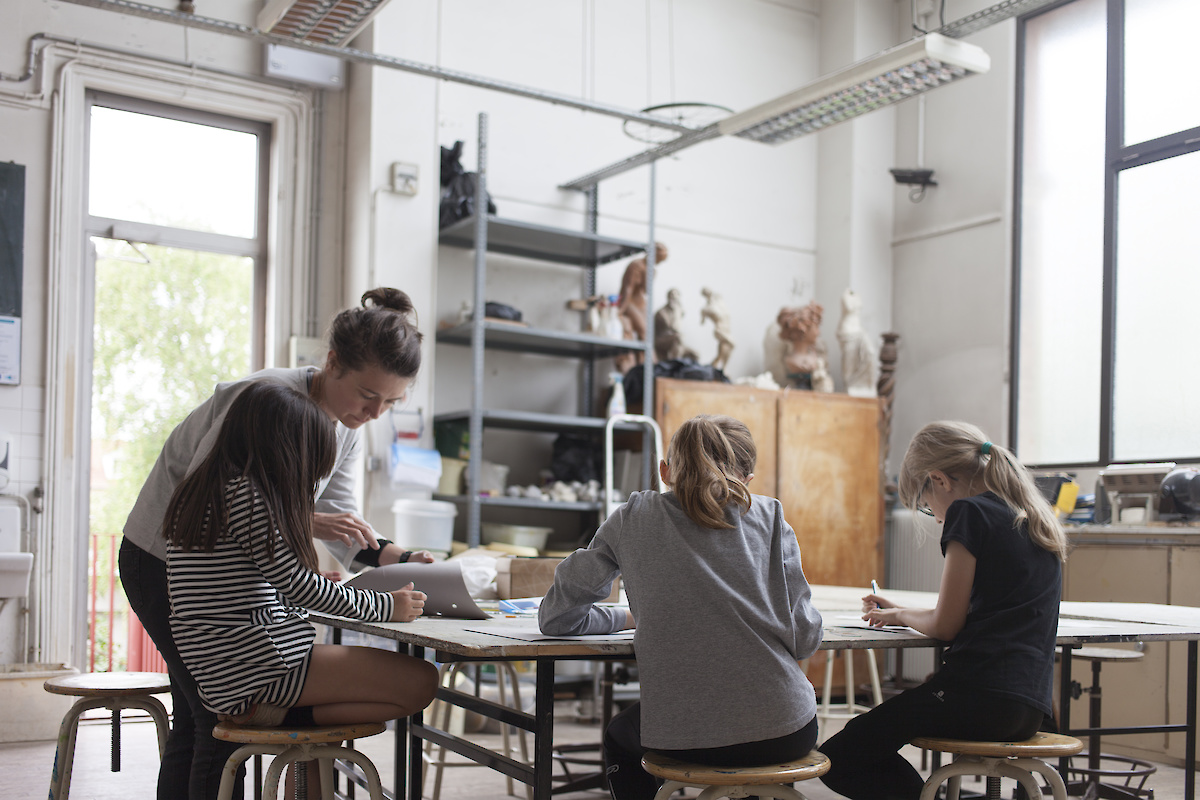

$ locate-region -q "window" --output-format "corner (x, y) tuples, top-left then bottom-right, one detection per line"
(85, 93), (268, 670)
(1015, 0), (1200, 466)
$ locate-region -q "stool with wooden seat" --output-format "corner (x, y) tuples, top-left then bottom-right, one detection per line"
(213, 720), (387, 800)
(911, 731), (1083, 800)
(640, 750), (830, 800)
(1062, 646), (1156, 800)
(44, 670), (172, 800)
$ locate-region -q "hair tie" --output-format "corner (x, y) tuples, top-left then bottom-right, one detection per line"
(981, 441), (993, 456)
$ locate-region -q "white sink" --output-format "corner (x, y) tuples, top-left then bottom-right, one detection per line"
(0, 553), (33, 598)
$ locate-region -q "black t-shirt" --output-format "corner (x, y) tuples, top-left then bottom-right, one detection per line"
(938, 491), (1061, 715)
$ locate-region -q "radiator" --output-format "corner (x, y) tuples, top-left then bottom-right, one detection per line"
(884, 508), (943, 683)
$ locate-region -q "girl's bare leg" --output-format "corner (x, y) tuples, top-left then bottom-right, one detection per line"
(295, 644), (439, 725)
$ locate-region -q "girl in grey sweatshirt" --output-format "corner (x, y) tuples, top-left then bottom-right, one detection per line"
(539, 414), (822, 800)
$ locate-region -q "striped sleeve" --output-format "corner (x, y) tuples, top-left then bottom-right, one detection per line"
(228, 482), (394, 622)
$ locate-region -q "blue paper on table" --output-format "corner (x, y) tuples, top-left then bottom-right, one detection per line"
(389, 444), (442, 488)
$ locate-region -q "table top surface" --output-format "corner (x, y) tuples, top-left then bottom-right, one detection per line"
(310, 585), (1200, 660)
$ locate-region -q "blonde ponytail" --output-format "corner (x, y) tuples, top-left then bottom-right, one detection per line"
(898, 421), (1068, 562)
(666, 415), (755, 529)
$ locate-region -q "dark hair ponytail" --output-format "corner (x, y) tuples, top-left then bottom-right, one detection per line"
(665, 415), (756, 529)
(327, 287), (423, 379)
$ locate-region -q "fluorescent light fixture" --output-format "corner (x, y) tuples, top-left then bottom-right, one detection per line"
(717, 33), (990, 145)
(257, 0), (393, 46)
(938, 0), (1065, 39)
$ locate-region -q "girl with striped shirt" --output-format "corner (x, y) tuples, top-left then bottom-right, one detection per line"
(165, 380), (438, 728)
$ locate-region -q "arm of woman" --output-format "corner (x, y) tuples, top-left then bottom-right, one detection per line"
(863, 541), (975, 641)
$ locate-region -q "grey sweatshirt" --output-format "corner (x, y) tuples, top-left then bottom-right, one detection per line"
(539, 490), (822, 749)
(122, 367), (364, 567)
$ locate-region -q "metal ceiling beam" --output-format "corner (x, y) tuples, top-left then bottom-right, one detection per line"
(52, 0), (699, 134)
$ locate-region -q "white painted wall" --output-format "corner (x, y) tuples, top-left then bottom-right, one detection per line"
(0, 0), (1024, 666)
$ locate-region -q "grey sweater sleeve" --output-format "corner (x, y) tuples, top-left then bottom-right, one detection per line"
(538, 523), (625, 636)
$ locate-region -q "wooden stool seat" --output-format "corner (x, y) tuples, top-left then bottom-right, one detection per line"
(912, 731), (1084, 759)
(45, 671), (172, 697)
(911, 733), (1083, 800)
(214, 720), (388, 800)
(44, 671), (172, 800)
(641, 750), (829, 800)
(212, 720), (386, 745)
(1060, 647), (1145, 663)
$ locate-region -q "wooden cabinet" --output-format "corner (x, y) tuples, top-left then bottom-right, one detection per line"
(655, 378), (884, 694)
(1063, 528), (1200, 767)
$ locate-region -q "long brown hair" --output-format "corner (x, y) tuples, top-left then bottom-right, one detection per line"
(898, 420), (1068, 562)
(666, 415), (756, 529)
(327, 287), (423, 379)
(164, 381), (337, 570)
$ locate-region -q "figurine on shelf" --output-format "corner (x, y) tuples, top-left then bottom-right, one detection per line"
(837, 288), (877, 398)
(614, 242), (667, 373)
(653, 288), (698, 362)
(777, 302), (826, 390)
(700, 287), (735, 373)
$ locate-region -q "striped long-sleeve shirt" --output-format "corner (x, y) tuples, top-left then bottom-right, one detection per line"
(167, 478), (394, 715)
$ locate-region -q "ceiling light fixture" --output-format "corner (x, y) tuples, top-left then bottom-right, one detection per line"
(257, 0), (394, 46)
(716, 33), (990, 145)
(937, 0), (1064, 39)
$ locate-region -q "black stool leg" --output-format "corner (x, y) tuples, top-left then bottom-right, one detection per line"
(111, 709), (121, 772)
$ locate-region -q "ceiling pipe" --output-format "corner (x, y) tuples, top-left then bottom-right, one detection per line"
(52, 0), (699, 134)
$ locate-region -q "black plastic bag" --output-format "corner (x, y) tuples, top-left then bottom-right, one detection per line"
(622, 358), (729, 406)
(550, 434), (602, 484)
(440, 140), (496, 229)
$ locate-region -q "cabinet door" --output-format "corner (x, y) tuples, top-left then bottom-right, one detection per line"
(777, 391), (882, 588)
(1063, 545), (1171, 762)
(1168, 546), (1200, 765)
(654, 378), (779, 499)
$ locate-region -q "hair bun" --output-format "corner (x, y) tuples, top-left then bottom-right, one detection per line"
(361, 287), (415, 316)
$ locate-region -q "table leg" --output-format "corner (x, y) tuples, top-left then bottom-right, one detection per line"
(407, 644), (424, 800)
(1058, 644), (1074, 778)
(534, 661), (556, 800)
(1187, 640), (1196, 800)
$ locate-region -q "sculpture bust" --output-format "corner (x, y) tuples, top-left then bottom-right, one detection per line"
(777, 302), (826, 388)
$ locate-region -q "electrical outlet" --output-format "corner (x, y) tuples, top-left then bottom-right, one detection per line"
(390, 162), (419, 196)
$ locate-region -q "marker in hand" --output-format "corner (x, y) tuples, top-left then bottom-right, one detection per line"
(870, 579), (880, 610)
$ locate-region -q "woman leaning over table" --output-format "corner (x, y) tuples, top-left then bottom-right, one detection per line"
(119, 287), (434, 800)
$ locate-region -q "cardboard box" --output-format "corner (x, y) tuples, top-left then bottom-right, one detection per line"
(495, 556), (619, 601)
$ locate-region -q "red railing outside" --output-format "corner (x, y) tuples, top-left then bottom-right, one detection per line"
(89, 532), (167, 673)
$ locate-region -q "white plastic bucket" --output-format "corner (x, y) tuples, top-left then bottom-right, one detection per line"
(391, 499), (457, 553)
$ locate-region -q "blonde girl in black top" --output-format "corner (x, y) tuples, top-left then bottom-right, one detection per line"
(820, 420), (1068, 800)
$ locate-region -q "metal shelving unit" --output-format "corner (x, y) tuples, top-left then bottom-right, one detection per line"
(438, 112), (658, 547)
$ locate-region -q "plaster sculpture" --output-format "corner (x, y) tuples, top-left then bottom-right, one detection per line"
(837, 288), (877, 397)
(776, 302), (827, 389)
(700, 286), (735, 372)
(654, 287), (699, 362)
(614, 242), (668, 373)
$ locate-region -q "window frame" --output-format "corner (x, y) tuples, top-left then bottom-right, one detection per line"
(1011, 0), (1200, 469)
(84, 90), (272, 368)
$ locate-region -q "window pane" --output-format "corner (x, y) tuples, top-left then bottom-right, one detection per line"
(89, 238), (253, 542)
(1125, 0), (1200, 146)
(88, 107), (259, 238)
(1017, 0), (1106, 464)
(1112, 150), (1200, 461)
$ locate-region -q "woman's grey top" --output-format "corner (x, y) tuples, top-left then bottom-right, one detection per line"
(122, 367), (364, 567)
(540, 490), (822, 750)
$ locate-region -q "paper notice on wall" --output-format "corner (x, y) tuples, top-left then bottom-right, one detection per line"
(0, 316), (19, 385)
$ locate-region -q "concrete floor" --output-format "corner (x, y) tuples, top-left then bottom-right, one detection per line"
(2, 702), (1191, 800)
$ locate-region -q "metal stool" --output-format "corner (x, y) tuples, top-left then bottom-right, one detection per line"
(641, 750), (830, 800)
(1064, 646), (1156, 799)
(815, 649), (883, 721)
(44, 670), (172, 800)
(213, 720), (387, 800)
(911, 731), (1083, 800)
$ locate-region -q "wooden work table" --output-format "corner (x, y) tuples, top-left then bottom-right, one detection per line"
(313, 586), (1200, 800)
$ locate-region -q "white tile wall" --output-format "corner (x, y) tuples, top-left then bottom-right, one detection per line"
(0, 384), (43, 495)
